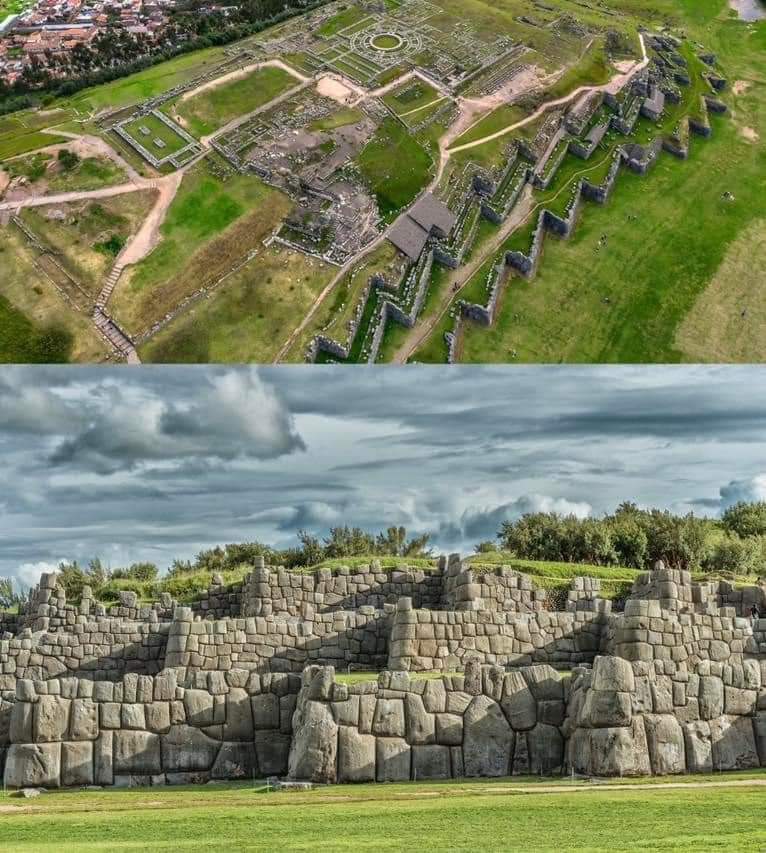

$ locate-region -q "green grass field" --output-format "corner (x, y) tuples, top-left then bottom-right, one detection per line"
(171, 65), (297, 138)
(2, 775), (764, 851)
(121, 113), (189, 158)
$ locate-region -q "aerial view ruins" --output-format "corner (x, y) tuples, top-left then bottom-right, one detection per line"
(1, 0), (763, 364)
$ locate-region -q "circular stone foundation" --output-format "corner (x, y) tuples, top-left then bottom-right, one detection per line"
(370, 33), (404, 51)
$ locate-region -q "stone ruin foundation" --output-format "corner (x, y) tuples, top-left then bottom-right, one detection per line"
(1, 557), (765, 788)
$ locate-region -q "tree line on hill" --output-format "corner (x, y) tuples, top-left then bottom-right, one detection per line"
(6, 502), (766, 610)
(0, 0), (327, 116)
(486, 501), (766, 575)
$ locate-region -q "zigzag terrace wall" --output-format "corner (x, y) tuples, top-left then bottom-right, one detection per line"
(2, 558), (765, 788)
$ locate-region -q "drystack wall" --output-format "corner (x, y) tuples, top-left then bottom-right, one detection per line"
(440, 559), (547, 613)
(4, 668), (300, 788)
(387, 598), (608, 671)
(243, 562), (443, 616)
(566, 654), (766, 776)
(164, 605), (393, 674)
(286, 662), (566, 783)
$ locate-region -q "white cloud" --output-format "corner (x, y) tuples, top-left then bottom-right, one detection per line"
(718, 474), (766, 510)
(15, 560), (66, 589)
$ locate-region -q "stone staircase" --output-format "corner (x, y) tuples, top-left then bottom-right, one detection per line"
(96, 261), (125, 311)
(92, 307), (141, 363)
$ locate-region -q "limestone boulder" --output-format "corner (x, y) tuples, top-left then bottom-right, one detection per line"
(183, 690), (214, 727)
(113, 731), (161, 775)
(463, 695), (513, 777)
(435, 713), (463, 746)
(683, 721), (712, 773)
(287, 700), (338, 783)
(224, 688), (253, 741)
(338, 727), (375, 783)
(5, 743), (61, 788)
(70, 699), (98, 741)
(252, 694), (280, 730)
(523, 665), (564, 702)
(527, 723), (563, 775)
(10, 701), (33, 743)
(592, 656), (635, 693)
(586, 718), (651, 777)
(372, 698), (405, 738)
(34, 696), (70, 743)
(724, 687), (757, 717)
(582, 690), (632, 728)
(61, 741), (94, 786)
(753, 713), (766, 766)
(212, 742), (258, 780)
(699, 677), (724, 720)
(405, 693), (435, 745)
(376, 737), (411, 782)
(643, 714), (685, 775)
(709, 715), (759, 770)
(412, 744), (451, 780)
(255, 730), (291, 776)
(501, 671), (536, 731)
(161, 724), (219, 773)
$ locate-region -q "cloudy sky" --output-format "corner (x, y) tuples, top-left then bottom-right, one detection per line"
(1, 365), (765, 588)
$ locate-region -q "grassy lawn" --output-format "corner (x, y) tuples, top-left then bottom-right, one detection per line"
(113, 164), (291, 337)
(2, 152), (127, 194)
(139, 244), (334, 363)
(20, 191), (157, 297)
(0, 130), (68, 162)
(0, 226), (108, 362)
(356, 118), (434, 222)
(1, 776), (764, 851)
(382, 79), (441, 116)
(171, 65), (297, 138)
(309, 107), (364, 131)
(121, 113), (189, 157)
(318, 4), (368, 37)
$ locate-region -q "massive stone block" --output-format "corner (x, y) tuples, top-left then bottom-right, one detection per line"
(183, 690), (214, 727)
(582, 690), (632, 728)
(372, 698), (406, 738)
(527, 723), (563, 775)
(10, 700), (33, 743)
(224, 688), (253, 741)
(34, 696), (70, 743)
(70, 699), (98, 741)
(592, 657), (635, 693)
(683, 721), (712, 773)
(463, 696), (513, 777)
(754, 713), (766, 766)
(338, 727), (376, 783)
(255, 730), (291, 775)
(212, 742), (258, 780)
(405, 694), (435, 745)
(161, 725), (219, 773)
(584, 718), (651, 777)
(644, 714), (685, 775)
(113, 731), (161, 775)
(5, 743), (61, 788)
(288, 700), (338, 783)
(709, 715), (759, 770)
(252, 694), (280, 730)
(61, 741), (94, 786)
(501, 671), (536, 731)
(699, 677), (724, 720)
(412, 744), (451, 780)
(376, 737), (411, 782)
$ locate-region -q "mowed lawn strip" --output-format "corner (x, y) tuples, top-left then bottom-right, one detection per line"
(1, 779), (765, 851)
(173, 65), (298, 138)
(356, 117), (434, 222)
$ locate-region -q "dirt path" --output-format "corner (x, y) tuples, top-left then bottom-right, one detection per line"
(0, 180), (157, 212)
(117, 170), (183, 267)
(43, 130), (145, 183)
(391, 184), (535, 363)
(449, 34), (648, 154)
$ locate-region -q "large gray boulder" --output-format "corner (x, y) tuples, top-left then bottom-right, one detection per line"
(34, 696), (70, 743)
(10, 701), (33, 743)
(724, 687), (757, 717)
(211, 742), (258, 779)
(592, 657), (635, 693)
(287, 700), (338, 783)
(252, 694), (280, 730)
(463, 695), (513, 777)
(501, 671), (536, 731)
(224, 688), (253, 741)
(527, 723), (563, 775)
(709, 715), (760, 770)
(405, 694), (435, 745)
(183, 690), (214, 727)
(585, 718), (651, 777)
(61, 741), (93, 786)
(412, 744), (451, 779)
(582, 690), (632, 728)
(753, 713), (766, 766)
(683, 721), (712, 773)
(376, 737), (411, 782)
(69, 699), (98, 741)
(338, 727), (375, 783)
(644, 714), (685, 775)
(699, 677), (724, 720)
(161, 725), (219, 773)
(372, 698), (405, 738)
(523, 665), (564, 702)
(5, 743), (61, 788)
(255, 730), (290, 775)
(113, 731), (161, 775)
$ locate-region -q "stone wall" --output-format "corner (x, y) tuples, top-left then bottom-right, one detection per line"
(440, 557), (547, 613)
(566, 654), (766, 776)
(164, 605), (393, 675)
(242, 562), (443, 617)
(4, 668), (300, 788)
(387, 598), (609, 672)
(286, 661), (566, 783)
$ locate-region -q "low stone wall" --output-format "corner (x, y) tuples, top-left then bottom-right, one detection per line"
(164, 606), (393, 674)
(566, 655), (766, 775)
(387, 599), (608, 672)
(4, 668), (300, 788)
(440, 559), (547, 613)
(286, 662), (566, 783)
(243, 563), (443, 616)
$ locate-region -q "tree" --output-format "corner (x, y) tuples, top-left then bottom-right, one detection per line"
(375, 526), (432, 558)
(721, 501), (766, 539)
(57, 148), (80, 171)
(0, 578), (22, 611)
(473, 541), (498, 553)
(323, 526), (376, 558)
(111, 562), (158, 582)
(703, 534), (762, 576)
